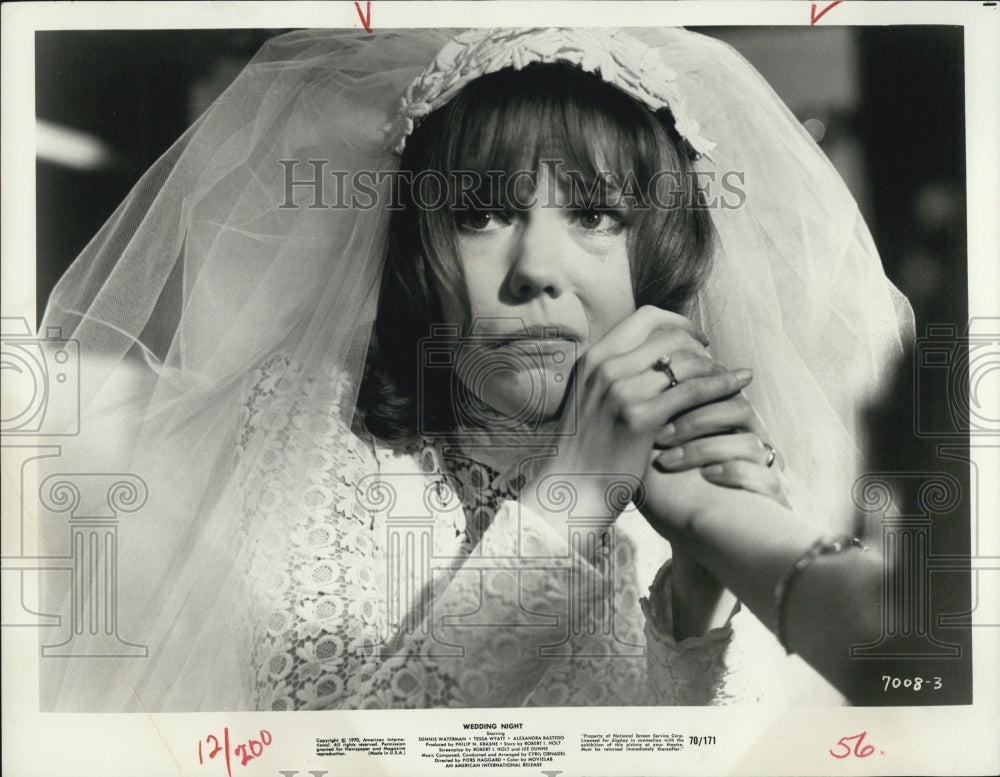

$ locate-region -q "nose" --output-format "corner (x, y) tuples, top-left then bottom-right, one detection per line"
(506, 211), (566, 301)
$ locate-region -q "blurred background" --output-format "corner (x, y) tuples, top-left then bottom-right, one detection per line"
(33, 26), (973, 704)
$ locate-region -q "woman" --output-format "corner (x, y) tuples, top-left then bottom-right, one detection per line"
(40, 27), (911, 711)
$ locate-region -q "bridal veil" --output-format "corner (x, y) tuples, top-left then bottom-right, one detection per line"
(39, 27), (913, 710)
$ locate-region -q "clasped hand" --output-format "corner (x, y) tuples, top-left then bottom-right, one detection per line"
(524, 305), (789, 534)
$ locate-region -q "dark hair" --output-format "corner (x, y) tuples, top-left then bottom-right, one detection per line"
(359, 62), (715, 443)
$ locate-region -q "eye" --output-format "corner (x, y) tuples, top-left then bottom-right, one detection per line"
(572, 209), (627, 235)
(456, 209), (511, 233)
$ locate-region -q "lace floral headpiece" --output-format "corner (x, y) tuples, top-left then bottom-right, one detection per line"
(385, 27), (716, 159)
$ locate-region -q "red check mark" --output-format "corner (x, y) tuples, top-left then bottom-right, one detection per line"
(811, 0), (843, 25)
(355, 1), (372, 34)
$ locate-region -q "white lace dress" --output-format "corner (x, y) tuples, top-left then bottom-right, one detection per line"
(240, 357), (839, 710)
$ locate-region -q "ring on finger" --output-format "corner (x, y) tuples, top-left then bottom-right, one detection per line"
(652, 354), (679, 388)
(763, 442), (777, 468)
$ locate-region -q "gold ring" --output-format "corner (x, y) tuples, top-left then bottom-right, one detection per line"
(764, 442), (777, 468)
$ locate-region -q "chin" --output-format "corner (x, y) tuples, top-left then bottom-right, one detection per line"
(460, 367), (571, 430)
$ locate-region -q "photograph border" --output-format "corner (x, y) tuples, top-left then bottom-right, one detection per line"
(3, 3), (998, 776)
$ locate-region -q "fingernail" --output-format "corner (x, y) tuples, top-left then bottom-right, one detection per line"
(702, 464), (724, 477)
(735, 368), (753, 383)
(659, 447), (684, 465)
(658, 423), (677, 443)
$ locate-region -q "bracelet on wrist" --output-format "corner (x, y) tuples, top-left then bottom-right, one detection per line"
(773, 535), (866, 654)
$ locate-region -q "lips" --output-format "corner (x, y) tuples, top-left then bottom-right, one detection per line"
(496, 338), (573, 356)
(474, 323), (583, 346)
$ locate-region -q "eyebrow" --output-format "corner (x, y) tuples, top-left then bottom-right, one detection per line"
(556, 171), (628, 209)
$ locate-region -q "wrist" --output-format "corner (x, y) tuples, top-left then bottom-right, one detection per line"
(637, 467), (715, 545)
(670, 548), (732, 640)
(519, 465), (629, 539)
(646, 556), (736, 643)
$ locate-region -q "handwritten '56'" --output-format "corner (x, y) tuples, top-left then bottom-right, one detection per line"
(830, 731), (884, 759)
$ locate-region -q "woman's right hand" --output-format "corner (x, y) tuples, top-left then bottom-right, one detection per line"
(520, 305), (753, 526)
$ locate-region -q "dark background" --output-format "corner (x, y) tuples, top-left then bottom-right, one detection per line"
(34, 27), (973, 705)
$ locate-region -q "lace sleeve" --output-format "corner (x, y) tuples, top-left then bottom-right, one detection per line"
(303, 494), (762, 709)
(639, 558), (844, 705)
(238, 356), (614, 709)
(640, 561), (744, 705)
(303, 498), (616, 709)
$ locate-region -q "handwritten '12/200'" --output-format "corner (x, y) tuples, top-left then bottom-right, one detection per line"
(198, 727), (272, 776)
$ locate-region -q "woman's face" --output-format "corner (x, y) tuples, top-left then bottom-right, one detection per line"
(440, 165), (636, 425)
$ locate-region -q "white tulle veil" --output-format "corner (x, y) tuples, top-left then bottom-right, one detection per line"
(38, 27), (913, 711)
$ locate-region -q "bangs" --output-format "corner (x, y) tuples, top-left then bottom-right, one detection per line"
(429, 62), (680, 204)
(393, 62), (688, 319)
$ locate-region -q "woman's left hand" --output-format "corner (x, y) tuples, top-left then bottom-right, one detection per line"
(650, 372), (790, 509)
(636, 356), (790, 640)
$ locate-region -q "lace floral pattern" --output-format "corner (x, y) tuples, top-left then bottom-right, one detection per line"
(240, 357), (746, 709)
(386, 28), (716, 158)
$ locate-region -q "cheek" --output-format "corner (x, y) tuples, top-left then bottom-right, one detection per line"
(582, 245), (636, 341)
(442, 241), (508, 325)
(439, 292), (464, 327)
